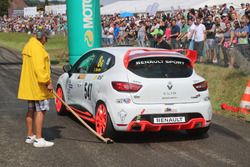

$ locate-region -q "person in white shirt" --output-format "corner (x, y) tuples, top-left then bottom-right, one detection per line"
(239, 3), (246, 19)
(187, 19), (195, 50)
(107, 23), (114, 46)
(193, 17), (206, 62)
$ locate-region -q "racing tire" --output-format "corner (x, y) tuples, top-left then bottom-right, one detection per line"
(186, 126), (210, 137)
(95, 103), (116, 139)
(55, 86), (68, 115)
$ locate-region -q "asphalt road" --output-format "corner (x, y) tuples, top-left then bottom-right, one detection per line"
(0, 47), (250, 167)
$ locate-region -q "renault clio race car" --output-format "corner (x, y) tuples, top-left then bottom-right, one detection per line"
(55, 47), (212, 138)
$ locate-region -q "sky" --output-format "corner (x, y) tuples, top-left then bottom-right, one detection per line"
(101, 0), (121, 5)
(39, 0), (127, 6)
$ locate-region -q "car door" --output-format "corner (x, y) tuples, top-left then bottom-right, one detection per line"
(67, 51), (98, 106)
(82, 51), (115, 115)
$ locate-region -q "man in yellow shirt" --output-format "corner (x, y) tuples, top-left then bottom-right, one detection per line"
(18, 31), (54, 147)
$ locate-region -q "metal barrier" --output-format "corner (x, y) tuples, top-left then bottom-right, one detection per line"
(234, 46), (250, 74)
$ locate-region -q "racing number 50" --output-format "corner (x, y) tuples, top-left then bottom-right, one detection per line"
(84, 82), (92, 100)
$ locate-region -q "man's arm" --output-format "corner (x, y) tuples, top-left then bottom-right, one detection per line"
(32, 46), (51, 84)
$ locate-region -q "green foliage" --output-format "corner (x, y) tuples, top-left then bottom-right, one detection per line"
(45, 0), (49, 6)
(0, 0), (10, 16)
(195, 64), (250, 121)
(24, 0), (41, 6)
(24, 0), (65, 6)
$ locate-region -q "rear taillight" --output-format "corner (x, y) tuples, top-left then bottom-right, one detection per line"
(112, 82), (142, 92)
(193, 81), (208, 91)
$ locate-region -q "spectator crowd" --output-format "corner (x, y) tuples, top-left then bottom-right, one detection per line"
(101, 3), (250, 68)
(0, 13), (68, 36)
(1, 3), (250, 68)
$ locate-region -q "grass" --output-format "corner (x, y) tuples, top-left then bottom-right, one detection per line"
(0, 32), (68, 64)
(195, 64), (250, 121)
(0, 32), (249, 121)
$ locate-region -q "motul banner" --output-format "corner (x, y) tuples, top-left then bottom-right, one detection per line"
(67, 0), (101, 65)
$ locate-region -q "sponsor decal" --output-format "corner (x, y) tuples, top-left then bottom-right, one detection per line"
(136, 60), (163, 65)
(191, 94), (201, 99)
(165, 60), (185, 65)
(136, 115), (141, 123)
(84, 30), (94, 47)
(106, 57), (111, 65)
(68, 83), (73, 89)
(163, 92), (176, 96)
(118, 110), (127, 122)
(204, 96), (210, 101)
(97, 56), (104, 67)
(132, 80), (142, 84)
(116, 98), (131, 104)
(93, 56), (104, 72)
(165, 108), (172, 112)
(162, 96), (177, 100)
(82, 0), (94, 47)
(193, 80), (201, 84)
(162, 89), (177, 99)
(78, 74), (86, 79)
(164, 108), (177, 112)
(97, 75), (103, 80)
(93, 75), (103, 80)
(135, 60), (185, 65)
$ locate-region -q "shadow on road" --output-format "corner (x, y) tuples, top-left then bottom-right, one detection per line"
(42, 126), (65, 141)
(211, 123), (244, 140)
(114, 131), (209, 144)
(0, 62), (22, 65)
(59, 113), (209, 144)
(43, 124), (105, 144)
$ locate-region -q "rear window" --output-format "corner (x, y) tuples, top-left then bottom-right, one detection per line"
(128, 57), (193, 78)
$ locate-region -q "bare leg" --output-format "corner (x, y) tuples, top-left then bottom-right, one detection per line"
(26, 110), (35, 136)
(35, 111), (46, 139)
(228, 49), (235, 68)
(211, 49), (215, 63)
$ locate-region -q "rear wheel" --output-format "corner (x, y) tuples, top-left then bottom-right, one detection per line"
(55, 86), (67, 115)
(95, 103), (116, 139)
(186, 126), (210, 137)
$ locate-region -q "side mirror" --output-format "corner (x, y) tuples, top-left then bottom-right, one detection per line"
(63, 64), (72, 73)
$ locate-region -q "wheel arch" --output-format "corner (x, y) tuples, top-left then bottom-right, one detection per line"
(95, 99), (115, 124)
(56, 83), (68, 103)
(56, 73), (69, 102)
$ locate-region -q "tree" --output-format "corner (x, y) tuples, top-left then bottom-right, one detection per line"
(0, 0), (10, 16)
(45, 0), (49, 6)
(24, 0), (40, 7)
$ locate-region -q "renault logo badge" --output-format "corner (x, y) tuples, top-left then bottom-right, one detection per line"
(167, 82), (173, 90)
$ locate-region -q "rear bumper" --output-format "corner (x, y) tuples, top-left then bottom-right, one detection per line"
(127, 118), (206, 132)
(108, 100), (212, 131)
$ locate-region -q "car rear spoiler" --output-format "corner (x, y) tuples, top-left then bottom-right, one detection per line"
(123, 48), (197, 68)
(172, 49), (197, 67)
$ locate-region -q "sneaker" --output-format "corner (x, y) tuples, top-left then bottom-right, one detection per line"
(33, 138), (54, 148)
(25, 135), (36, 144)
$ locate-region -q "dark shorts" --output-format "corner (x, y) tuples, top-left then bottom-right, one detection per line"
(206, 39), (215, 50)
(194, 41), (204, 57)
(28, 100), (50, 112)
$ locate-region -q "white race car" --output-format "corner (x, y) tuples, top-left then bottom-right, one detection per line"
(55, 47), (212, 138)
